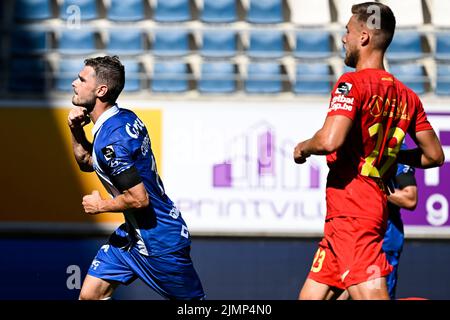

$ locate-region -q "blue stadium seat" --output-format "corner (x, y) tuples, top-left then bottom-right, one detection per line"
(201, 29), (237, 58)
(201, 0), (237, 23)
(9, 58), (48, 92)
(122, 60), (142, 92)
(246, 0), (283, 24)
(152, 30), (190, 57)
(294, 63), (333, 95)
(60, 0), (98, 21)
(294, 30), (332, 59)
(389, 63), (427, 94)
(387, 32), (424, 61)
(58, 29), (97, 55)
(248, 30), (285, 59)
(14, 0), (53, 21)
(154, 0), (191, 22)
(11, 29), (50, 55)
(435, 33), (450, 61)
(151, 61), (190, 92)
(55, 58), (84, 92)
(199, 62), (236, 93)
(436, 64), (450, 96)
(107, 29), (145, 56)
(245, 62), (283, 93)
(107, 0), (145, 22)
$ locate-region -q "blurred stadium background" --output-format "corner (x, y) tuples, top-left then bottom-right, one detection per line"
(1, 0), (450, 299)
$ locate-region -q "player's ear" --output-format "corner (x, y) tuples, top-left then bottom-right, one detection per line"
(360, 30), (370, 46)
(96, 85), (108, 98)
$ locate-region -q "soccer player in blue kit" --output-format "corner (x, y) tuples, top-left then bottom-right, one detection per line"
(384, 144), (418, 299)
(68, 56), (205, 300)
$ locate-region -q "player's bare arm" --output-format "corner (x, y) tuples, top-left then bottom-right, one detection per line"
(387, 185), (418, 211)
(68, 106), (94, 172)
(82, 182), (149, 215)
(397, 130), (444, 169)
(294, 115), (353, 164)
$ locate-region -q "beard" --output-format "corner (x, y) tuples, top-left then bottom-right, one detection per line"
(72, 92), (96, 113)
(344, 46), (360, 69)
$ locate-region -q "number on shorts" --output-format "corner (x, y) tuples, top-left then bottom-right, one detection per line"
(311, 248), (326, 273)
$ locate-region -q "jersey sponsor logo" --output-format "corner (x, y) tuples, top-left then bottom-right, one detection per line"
(402, 164), (414, 174)
(141, 134), (150, 156)
(181, 225), (189, 239)
(368, 95), (411, 120)
(90, 259), (101, 270)
(329, 95), (354, 112)
(126, 117), (145, 139)
(335, 82), (353, 95)
(110, 159), (120, 168)
(102, 145), (116, 161)
(136, 239), (149, 256)
(169, 206), (181, 219)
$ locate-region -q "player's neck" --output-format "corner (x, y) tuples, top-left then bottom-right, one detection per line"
(89, 102), (115, 124)
(355, 50), (385, 72)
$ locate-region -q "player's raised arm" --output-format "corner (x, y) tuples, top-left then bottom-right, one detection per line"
(68, 106), (94, 172)
(397, 129), (444, 169)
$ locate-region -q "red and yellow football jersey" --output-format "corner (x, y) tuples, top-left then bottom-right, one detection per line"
(325, 68), (432, 223)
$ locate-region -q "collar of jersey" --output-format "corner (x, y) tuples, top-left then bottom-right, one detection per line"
(92, 104), (120, 138)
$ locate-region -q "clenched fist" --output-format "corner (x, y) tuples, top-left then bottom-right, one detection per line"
(68, 107), (91, 129)
(293, 141), (310, 164)
(82, 190), (102, 215)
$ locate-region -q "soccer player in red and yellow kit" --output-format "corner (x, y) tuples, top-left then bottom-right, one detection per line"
(293, 2), (444, 300)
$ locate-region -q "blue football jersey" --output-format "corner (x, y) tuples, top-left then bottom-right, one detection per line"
(383, 159), (415, 253)
(91, 105), (190, 256)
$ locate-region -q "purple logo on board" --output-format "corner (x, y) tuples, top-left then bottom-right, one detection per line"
(402, 113), (450, 228)
(212, 122), (321, 190)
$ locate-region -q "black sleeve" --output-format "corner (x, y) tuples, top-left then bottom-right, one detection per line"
(395, 172), (417, 189)
(110, 166), (143, 193)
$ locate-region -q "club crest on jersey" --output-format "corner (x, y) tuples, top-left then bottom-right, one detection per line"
(335, 82), (353, 95)
(102, 145), (116, 161)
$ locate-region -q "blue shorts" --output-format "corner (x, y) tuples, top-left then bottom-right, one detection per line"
(87, 243), (205, 300)
(383, 215), (404, 300)
(384, 250), (401, 300)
